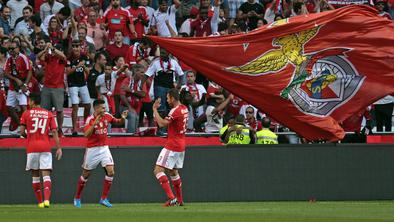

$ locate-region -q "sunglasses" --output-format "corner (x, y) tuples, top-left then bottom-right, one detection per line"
(9, 47), (16, 50)
(72, 45), (80, 48)
(246, 111), (254, 114)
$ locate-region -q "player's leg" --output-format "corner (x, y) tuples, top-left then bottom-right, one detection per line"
(99, 147), (115, 207)
(26, 153), (44, 207)
(154, 148), (177, 205)
(169, 151), (185, 206)
(41, 170), (52, 207)
(69, 87), (80, 136)
(74, 148), (98, 207)
(31, 170), (44, 207)
(39, 152), (53, 208)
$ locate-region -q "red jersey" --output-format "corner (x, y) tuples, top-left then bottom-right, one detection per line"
(105, 43), (129, 60)
(43, 54), (66, 88)
(165, 104), (189, 152)
(227, 96), (246, 117)
(128, 6), (148, 39)
(84, 113), (122, 148)
(103, 8), (131, 40)
(20, 107), (57, 153)
(5, 53), (32, 91)
(74, 6), (90, 23)
(246, 118), (262, 131)
(125, 42), (149, 67)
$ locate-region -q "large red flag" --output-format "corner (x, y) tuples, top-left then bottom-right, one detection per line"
(149, 5), (394, 141)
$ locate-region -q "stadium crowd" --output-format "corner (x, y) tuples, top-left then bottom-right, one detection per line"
(0, 0), (392, 142)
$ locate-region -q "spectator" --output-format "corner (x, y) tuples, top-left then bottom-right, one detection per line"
(0, 47), (8, 133)
(225, 114), (256, 144)
(103, 0), (137, 44)
(105, 30), (129, 61)
(74, 0), (91, 23)
(88, 52), (107, 101)
(179, 6), (199, 36)
(190, 0), (220, 36)
(28, 14), (48, 46)
(86, 9), (108, 51)
(38, 41), (67, 136)
(150, 0), (181, 37)
(7, 0), (29, 28)
(243, 105), (262, 131)
(228, 0), (246, 26)
(40, 0), (65, 22)
(0, 6), (12, 37)
(14, 5), (33, 36)
(256, 117), (278, 144)
(139, 0), (155, 34)
(76, 25), (96, 60)
(375, 0), (393, 20)
(180, 70), (206, 130)
(96, 62), (117, 113)
(47, 16), (67, 47)
(41, 6), (71, 36)
(239, 0), (264, 31)
(125, 37), (151, 67)
(142, 48), (184, 115)
(66, 40), (92, 136)
(112, 56), (131, 117)
(204, 83), (232, 133)
(4, 41), (33, 131)
(121, 63), (147, 133)
(127, 0), (149, 41)
(374, 95), (394, 132)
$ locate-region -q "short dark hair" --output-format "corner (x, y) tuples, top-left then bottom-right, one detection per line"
(158, 0), (168, 5)
(29, 14), (42, 26)
(167, 88), (180, 101)
(132, 63), (145, 72)
(234, 115), (245, 125)
(261, 117), (271, 128)
(59, 7), (71, 17)
(23, 5), (33, 12)
(0, 46), (7, 55)
(94, 52), (106, 62)
(93, 99), (105, 107)
(30, 93), (41, 105)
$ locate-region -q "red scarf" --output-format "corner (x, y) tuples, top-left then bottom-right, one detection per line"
(160, 58), (171, 72)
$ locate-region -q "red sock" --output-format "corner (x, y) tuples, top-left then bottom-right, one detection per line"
(156, 172), (175, 200)
(32, 177), (43, 204)
(43, 176), (52, 201)
(101, 176), (113, 200)
(171, 175), (183, 204)
(75, 176), (87, 199)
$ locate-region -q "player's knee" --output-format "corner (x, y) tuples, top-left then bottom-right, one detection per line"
(153, 166), (163, 176)
(106, 170), (115, 177)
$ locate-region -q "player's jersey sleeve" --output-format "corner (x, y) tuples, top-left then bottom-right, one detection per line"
(83, 115), (95, 132)
(166, 107), (180, 123)
(106, 112), (121, 124)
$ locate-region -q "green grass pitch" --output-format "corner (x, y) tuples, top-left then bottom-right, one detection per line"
(0, 201), (393, 222)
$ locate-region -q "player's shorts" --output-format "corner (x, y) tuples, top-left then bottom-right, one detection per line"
(69, 86), (91, 105)
(155, 148), (185, 170)
(41, 87), (64, 111)
(82, 146), (114, 170)
(25, 152), (52, 171)
(6, 90), (27, 107)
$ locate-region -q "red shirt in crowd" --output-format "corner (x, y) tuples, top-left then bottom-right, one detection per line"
(20, 107), (58, 153)
(74, 6), (90, 23)
(34, 0), (46, 13)
(113, 67), (128, 96)
(246, 118), (262, 131)
(165, 104), (189, 152)
(105, 43), (129, 60)
(84, 113), (122, 148)
(227, 96), (246, 117)
(125, 42), (149, 66)
(191, 17), (212, 37)
(128, 6), (148, 39)
(43, 54), (66, 88)
(103, 7), (132, 40)
(5, 53), (32, 91)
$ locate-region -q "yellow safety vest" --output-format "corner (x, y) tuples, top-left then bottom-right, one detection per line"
(256, 129), (278, 144)
(227, 127), (251, 144)
(219, 124), (229, 137)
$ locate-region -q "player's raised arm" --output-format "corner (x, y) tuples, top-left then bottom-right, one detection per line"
(153, 98), (170, 127)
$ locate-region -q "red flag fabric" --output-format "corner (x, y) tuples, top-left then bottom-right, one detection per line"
(148, 5), (394, 141)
